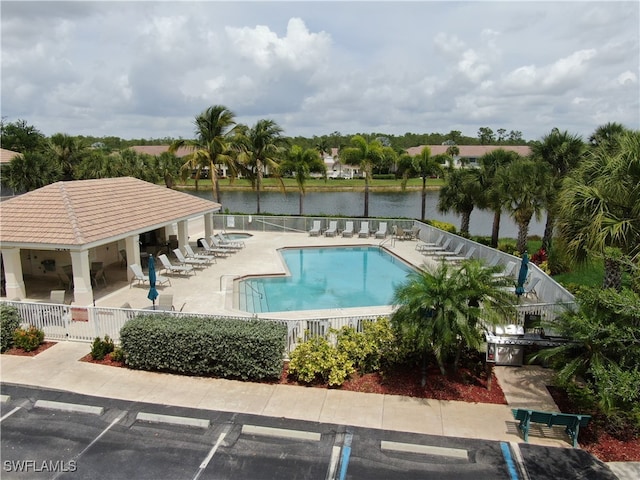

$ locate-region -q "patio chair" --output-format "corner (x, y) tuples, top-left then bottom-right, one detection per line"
(409, 226), (421, 240)
(416, 234), (444, 251)
(429, 242), (464, 257)
(199, 238), (232, 257)
(219, 232), (245, 248)
(184, 244), (216, 264)
(129, 263), (171, 288)
(50, 290), (66, 304)
(523, 277), (541, 299)
(393, 225), (409, 240)
(493, 261), (517, 279)
(209, 235), (241, 251)
(342, 221), (354, 237)
(443, 246), (476, 263)
(309, 220), (322, 236)
(92, 268), (107, 288)
(173, 248), (209, 269)
(420, 237), (451, 255)
(56, 268), (73, 291)
(158, 254), (196, 276)
(325, 221), (338, 237)
(375, 222), (388, 239)
(158, 294), (175, 311)
(358, 221), (370, 238)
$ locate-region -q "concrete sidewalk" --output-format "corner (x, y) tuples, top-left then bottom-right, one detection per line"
(1, 341), (570, 448)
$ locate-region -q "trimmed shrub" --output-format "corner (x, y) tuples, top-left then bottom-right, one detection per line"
(425, 219), (456, 233)
(120, 315), (286, 381)
(91, 335), (115, 360)
(1, 305), (21, 352)
(288, 335), (355, 386)
(13, 326), (44, 352)
(110, 346), (125, 363)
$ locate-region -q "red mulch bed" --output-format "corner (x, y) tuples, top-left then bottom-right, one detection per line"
(548, 386), (640, 462)
(3, 341), (57, 357)
(278, 361), (507, 405)
(80, 353), (127, 368)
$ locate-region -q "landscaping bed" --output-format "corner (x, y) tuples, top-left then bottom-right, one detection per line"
(548, 386), (640, 462)
(3, 341), (56, 357)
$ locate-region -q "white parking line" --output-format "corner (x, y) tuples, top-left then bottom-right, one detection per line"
(192, 429), (228, 480)
(242, 424), (321, 442)
(0, 407), (21, 423)
(381, 441), (468, 459)
(509, 441), (530, 480)
(325, 445), (341, 480)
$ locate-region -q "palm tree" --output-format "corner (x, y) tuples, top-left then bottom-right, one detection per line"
(588, 121), (627, 149)
(479, 149), (518, 247)
(170, 105), (237, 204)
(48, 133), (88, 181)
(556, 129), (640, 289)
(411, 147), (444, 220)
(530, 129), (584, 251)
(497, 158), (550, 253)
(438, 167), (483, 236)
(1, 152), (60, 192)
(341, 135), (395, 217)
(391, 259), (514, 380)
(235, 119), (288, 214)
(279, 146), (326, 214)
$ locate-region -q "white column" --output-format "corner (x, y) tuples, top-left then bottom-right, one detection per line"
(1, 247), (26, 299)
(125, 235), (140, 281)
(177, 220), (189, 249)
(204, 214), (213, 243)
(70, 250), (93, 305)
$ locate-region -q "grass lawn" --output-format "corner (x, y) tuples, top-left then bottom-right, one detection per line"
(179, 177), (446, 191)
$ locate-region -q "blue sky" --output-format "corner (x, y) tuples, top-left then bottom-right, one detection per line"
(2, 1), (638, 142)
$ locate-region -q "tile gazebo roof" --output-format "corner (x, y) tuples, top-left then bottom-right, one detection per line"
(404, 145), (532, 157)
(0, 177), (221, 248)
(0, 148), (21, 164)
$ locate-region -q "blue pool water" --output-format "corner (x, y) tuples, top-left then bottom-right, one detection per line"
(238, 246), (415, 313)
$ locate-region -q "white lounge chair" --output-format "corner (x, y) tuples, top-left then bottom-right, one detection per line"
(129, 263), (172, 288)
(325, 221), (338, 237)
(493, 261), (517, 279)
(523, 277), (541, 299)
(184, 244), (216, 264)
(209, 235), (241, 251)
(200, 238), (232, 257)
(158, 254), (195, 276)
(420, 237), (451, 254)
(430, 242), (464, 257)
(342, 221), (354, 237)
(416, 234), (444, 251)
(443, 246), (476, 263)
(358, 221), (370, 238)
(309, 220), (322, 236)
(218, 232), (245, 248)
(173, 248), (209, 269)
(375, 222), (388, 239)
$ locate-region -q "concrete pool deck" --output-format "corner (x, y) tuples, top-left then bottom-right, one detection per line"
(92, 218), (441, 319)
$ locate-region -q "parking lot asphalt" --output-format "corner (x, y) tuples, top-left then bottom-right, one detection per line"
(0, 384), (619, 480)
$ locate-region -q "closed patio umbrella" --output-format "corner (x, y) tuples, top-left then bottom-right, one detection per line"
(515, 251), (529, 296)
(147, 255), (159, 309)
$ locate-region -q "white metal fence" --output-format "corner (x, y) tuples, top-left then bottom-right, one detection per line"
(2, 299), (570, 354)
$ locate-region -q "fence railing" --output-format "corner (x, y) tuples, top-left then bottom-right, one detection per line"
(2, 299), (572, 354)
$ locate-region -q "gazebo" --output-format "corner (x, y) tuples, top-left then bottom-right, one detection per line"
(0, 177), (221, 305)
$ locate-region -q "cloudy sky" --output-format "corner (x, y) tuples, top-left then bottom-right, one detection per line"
(2, 1), (638, 142)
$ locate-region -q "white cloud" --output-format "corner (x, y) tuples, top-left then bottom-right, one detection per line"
(1, 1), (638, 141)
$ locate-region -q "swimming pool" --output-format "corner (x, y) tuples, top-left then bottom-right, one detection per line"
(237, 246), (415, 313)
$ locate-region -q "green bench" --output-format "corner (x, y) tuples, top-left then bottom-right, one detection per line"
(512, 409), (591, 447)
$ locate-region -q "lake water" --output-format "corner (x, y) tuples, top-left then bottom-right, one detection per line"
(186, 189), (544, 238)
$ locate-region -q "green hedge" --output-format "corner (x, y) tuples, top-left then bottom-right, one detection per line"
(1, 305), (21, 352)
(120, 315), (286, 381)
